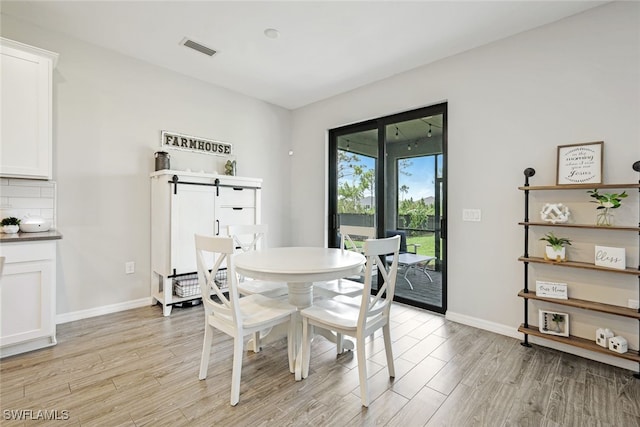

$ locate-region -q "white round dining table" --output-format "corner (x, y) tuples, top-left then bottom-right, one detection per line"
(234, 247), (365, 308)
(233, 246), (366, 380)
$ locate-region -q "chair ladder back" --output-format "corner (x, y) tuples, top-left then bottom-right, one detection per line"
(343, 234), (359, 253)
(340, 225), (376, 253)
(359, 235), (400, 322)
(228, 224), (268, 253)
(195, 234), (237, 319)
(232, 233), (263, 253)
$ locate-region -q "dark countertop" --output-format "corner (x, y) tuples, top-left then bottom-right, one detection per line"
(0, 230), (63, 243)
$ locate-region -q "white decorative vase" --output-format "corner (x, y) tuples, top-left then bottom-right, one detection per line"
(544, 246), (566, 262)
(2, 225), (19, 234)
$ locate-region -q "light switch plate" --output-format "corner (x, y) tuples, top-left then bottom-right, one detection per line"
(463, 209), (481, 222)
(125, 261), (135, 274)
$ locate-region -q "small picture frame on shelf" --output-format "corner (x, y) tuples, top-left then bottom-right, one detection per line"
(556, 141), (603, 185)
(535, 280), (568, 299)
(539, 309), (569, 337)
(595, 246), (626, 270)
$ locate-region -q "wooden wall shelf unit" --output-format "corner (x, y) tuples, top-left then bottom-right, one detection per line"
(518, 325), (640, 363)
(518, 163), (640, 379)
(518, 256), (640, 275)
(519, 222), (640, 232)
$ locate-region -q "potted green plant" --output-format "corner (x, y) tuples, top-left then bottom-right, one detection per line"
(587, 189), (628, 226)
(540, 232), (572, 262)
(1, 216), (21, 234)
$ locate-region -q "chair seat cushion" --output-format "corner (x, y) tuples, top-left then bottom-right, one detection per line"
(313, 278), (363, 297)
(238, 280), (288, 297)
(213, 294), (295, 329)
(301, 298), (360, 331)
(301, 297), (384, 332)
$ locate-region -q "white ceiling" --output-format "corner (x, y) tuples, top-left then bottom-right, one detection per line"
(1, 1), (609, 110)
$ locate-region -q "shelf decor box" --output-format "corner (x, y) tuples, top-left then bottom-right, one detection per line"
(608, 336), (628, 354)
(596, 327), (614, 348)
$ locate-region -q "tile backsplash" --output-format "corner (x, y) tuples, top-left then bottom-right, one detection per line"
(0, 178), (56, 228)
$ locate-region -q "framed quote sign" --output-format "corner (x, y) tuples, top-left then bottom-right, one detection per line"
(556, 141), (603, 185)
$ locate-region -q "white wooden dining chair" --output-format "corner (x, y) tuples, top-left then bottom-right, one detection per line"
(314, 225), (376, 298)
(195, 234), (296, 406)
(227, 224), (288, 298)
(300, 235), (400, 407)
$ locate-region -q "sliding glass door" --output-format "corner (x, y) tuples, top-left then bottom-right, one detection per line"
(328, 122), (378, 244)
(328, 103), (447, 314)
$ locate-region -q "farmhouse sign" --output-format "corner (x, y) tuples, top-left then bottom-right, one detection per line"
(161, 131), (232, 157)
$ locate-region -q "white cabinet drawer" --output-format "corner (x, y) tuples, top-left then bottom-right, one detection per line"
(0, 241), (56, 263)
(217, 207), (256, 236)
(218, 187), (256, 207)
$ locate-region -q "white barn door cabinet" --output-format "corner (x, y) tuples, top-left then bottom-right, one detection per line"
(150, 170), (262, 316)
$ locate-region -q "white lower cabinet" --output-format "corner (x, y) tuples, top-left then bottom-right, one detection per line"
(0, 241), (57, 357)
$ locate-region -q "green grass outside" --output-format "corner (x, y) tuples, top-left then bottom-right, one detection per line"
(407, 235), (435, 256)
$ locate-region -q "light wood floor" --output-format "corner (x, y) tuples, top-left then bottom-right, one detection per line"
(1, 302), (639, 426)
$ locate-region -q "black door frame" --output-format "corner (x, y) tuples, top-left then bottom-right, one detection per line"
(328, 102), (448, 314)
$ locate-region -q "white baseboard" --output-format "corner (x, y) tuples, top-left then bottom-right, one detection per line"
(446, 311), (521, 340)
(445, 311), (637, 372)
(56, 297), (153, 324)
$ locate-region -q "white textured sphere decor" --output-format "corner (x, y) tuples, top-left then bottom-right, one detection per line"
(540, 203), (570, 224)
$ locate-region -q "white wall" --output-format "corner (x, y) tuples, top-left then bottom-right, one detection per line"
(290, 2), (640, 369)
(1, 14), (293, 317)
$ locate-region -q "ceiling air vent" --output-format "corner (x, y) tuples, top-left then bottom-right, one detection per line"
(180, 38), (217, 57)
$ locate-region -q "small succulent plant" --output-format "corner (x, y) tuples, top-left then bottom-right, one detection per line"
(539, 232), (572, 250)
(1, 217), (20, 226)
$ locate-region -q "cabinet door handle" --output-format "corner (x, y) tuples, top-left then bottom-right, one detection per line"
(233, 187), (243, 191)
(233, 207), (243, 211)
(216, 219), (220, 236)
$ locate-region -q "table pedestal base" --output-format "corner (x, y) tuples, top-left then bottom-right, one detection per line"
(245, 282), (355, 379)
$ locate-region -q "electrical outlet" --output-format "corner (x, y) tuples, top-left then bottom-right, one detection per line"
(629, 299), (639, 309)
(125, 261), (135, 274)
(462, 208), (481, 222)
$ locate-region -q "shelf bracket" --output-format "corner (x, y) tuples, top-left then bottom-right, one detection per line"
(521, 168), (535, 348)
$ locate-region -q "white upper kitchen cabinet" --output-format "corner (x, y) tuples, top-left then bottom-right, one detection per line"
(0, 38), (58, 180)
